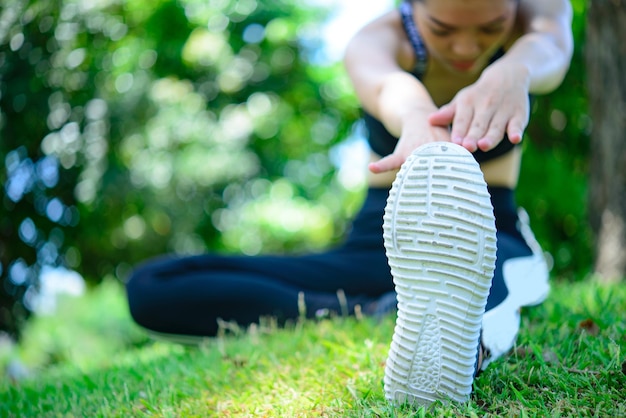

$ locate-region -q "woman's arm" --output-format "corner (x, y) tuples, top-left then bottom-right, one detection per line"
(344, 11), (451, 173)
(508, 0), (574, 94)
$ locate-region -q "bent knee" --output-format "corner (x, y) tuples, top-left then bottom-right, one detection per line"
(125, 266), (163, 331)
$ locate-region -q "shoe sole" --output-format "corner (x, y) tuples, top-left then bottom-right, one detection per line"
(382, 142), (497, 406)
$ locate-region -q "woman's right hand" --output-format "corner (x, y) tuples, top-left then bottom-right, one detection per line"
(368, 111), (452, 174)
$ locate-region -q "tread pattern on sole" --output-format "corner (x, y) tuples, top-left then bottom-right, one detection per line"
(383, 143), (497, 407)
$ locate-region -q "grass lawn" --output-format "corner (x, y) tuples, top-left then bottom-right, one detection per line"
(1, 277), (625, 417)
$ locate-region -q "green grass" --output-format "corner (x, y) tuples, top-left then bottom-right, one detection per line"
(1, 278), (625, 417)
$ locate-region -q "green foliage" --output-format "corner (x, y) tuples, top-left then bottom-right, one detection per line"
(0, 0), (360, 336)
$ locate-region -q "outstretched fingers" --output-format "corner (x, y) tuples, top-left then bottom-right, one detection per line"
(506, 114), (526, 144)
(477, 113), (526, 150)
(428, 103), (455, 129)
(431, 103), (527, 152)
(429, 103), (476, 150)
(368, 153), (405, 174)
(430, 101), (495, 153)
(475, 111), (508, 151)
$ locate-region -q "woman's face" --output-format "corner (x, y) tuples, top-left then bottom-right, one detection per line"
(414, 0), (518, 74)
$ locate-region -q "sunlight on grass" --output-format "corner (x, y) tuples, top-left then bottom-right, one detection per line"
(1, 278), (625, 417)
(0, 280), (148, 375)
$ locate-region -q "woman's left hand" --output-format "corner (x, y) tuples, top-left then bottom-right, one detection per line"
(427, 62), (531, 153)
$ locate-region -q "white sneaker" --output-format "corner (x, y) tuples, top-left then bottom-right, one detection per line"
(382, 142), (497, 406)
(480, 208), (550, 369)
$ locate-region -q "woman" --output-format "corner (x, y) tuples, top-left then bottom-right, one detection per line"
(126, 0), (573, 407)
(342, 0), (573, 406)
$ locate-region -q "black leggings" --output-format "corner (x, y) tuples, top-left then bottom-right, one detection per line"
(127, 188), (393, 336)
(126, 187), (531, 336)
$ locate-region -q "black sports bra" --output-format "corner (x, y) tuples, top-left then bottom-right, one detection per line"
(364, 0), (517, 163)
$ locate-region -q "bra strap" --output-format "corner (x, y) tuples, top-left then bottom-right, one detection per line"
(399, 1), (428, 76)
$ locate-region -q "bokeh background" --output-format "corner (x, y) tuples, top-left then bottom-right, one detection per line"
(1, 0), (591, 342)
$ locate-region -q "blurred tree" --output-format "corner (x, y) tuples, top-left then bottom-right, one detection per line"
(0, 0), (360, 338)
(585, 0), (626, 282)
(1, 0), (75, 338)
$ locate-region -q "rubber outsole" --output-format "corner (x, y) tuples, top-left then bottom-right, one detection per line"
(382, 142), (497, 406)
